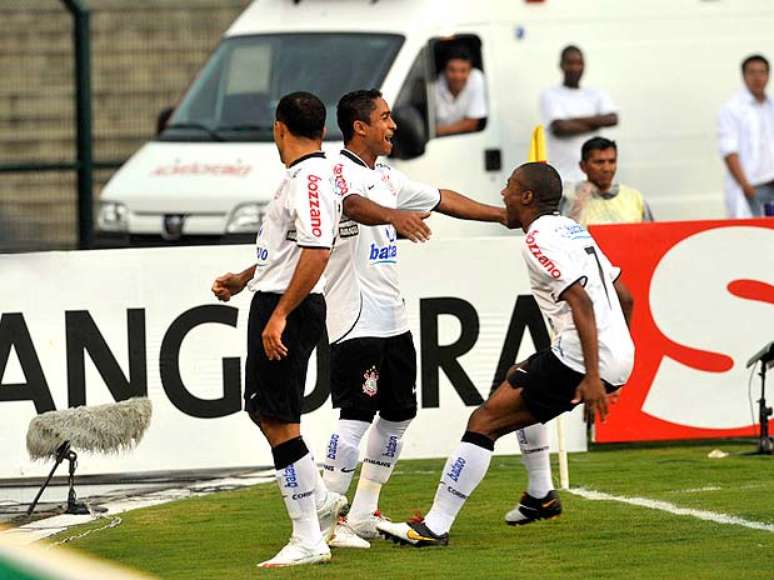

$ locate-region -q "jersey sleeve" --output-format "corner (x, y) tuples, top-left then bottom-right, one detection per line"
(522, 228), (587, 301)
(389, 166), (441, 211)
(717, 103), (739, 157)
(289, 165), (338, 248)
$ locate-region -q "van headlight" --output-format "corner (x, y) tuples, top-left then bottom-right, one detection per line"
(226, 202), (265, 233)
(96, 201), (128, 232)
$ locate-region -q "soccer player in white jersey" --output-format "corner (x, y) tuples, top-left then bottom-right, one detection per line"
(210, 92), (346, 568)
(377, 161), (635, 547)
(320, 89), (507, 544)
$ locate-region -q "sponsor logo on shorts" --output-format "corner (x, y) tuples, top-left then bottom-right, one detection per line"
(362, 366), (379, 397)
(383, 435), (399, 458)
(327, 434), (339, 460)
(446, 457), (466, 482)
(525, 230), (562, 279)
(282, 465), (298, 488)
(307, 174), (323, 237)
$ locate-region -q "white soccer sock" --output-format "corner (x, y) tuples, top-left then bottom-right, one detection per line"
(517, 423), (553, 498)
(348, 417), (410, 520)
(274, 447), (323, 545)
(312, 457), (328, 509)
(424, 434), (493, 536)
(322, 419), (371, 496)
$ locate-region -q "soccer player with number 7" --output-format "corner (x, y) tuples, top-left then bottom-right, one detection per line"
(377, 161), (635, 547)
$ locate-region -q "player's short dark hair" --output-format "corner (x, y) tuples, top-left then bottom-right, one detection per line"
(742, 54), (769, 74)
(337, 89), (382, 143)
(275, 91), (326, 140)
(443, 44), (473, 66)
(517, 162), (563, 210)
(560, 45), (583, 62)
(581, 137), (617, 161)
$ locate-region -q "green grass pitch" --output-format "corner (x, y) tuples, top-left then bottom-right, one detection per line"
(51, 442), (774, 578)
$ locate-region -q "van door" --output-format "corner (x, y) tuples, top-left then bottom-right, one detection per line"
(390, 31), (507, 238)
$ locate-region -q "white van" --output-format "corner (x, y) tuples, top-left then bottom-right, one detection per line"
(96, 0), (774, 246)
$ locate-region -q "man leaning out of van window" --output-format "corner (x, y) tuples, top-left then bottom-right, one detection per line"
(434, 44), (487, 136)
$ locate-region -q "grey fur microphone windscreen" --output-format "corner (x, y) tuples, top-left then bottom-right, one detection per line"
(26, 398), (153, 460)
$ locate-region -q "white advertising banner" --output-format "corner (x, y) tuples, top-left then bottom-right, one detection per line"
(0, 237), (586, 479)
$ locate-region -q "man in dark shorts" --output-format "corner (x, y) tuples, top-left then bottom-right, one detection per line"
(211, 91), (344, 568)
(377, 161), (635, 547)
(320, 89), (507, 544)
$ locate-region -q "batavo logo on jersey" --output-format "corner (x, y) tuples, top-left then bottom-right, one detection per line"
(525, 230), (562, 279)
(369, 227), (398, 264)
(307, 174), (323, 237)
(592, 219), (774, 443)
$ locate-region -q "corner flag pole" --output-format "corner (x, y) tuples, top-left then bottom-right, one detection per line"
(527, 126), (570, 490)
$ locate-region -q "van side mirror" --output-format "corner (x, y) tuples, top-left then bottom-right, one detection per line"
(390, 105), (427, 160)
(156, 106), (175, 135)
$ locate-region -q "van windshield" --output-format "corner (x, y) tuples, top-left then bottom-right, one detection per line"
(159, 33), (404, 142)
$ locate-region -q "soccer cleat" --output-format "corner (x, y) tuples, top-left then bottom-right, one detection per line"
(377, 518), (449, 547)
(317, 491), (348, 542)
(347, 510), (389, 540)
(257, 536), (331, 568)
(504, 490), (563, 526)
(328, 517), (371, 549)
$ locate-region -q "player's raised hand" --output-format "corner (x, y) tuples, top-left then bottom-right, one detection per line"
(572, 375), (609, 423)
(262, 313), (288, 360)
(211, 272), (246, 302)
(390, 210), (432, 243)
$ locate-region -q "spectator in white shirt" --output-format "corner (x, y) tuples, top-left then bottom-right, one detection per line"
(717, 54), (774, 218)
(433, 45), (487, 137)
(540, 45), (618, 184)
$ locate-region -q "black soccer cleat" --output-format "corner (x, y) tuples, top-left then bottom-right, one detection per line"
(504, 490), (563, 526)
(376, 518), (449, 547)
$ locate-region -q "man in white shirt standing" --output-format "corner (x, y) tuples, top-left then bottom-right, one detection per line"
(433, 45), (488, 137)
(210, 92), (345, 568)
(321, 89), (506, 544)
(377, 162), (635, 547)
(540, 45), (618, 184)
(717, 54), (774, 218)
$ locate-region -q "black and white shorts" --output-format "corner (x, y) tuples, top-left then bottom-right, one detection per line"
(244, 291), (326, 423)
(507, 349), (621, 423)
(330, 331), (417, 422)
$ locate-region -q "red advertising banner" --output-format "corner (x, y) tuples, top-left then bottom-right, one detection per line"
(591, 218), (774, 442)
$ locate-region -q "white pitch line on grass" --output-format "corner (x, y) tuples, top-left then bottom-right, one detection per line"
(569, 487), (774, 533)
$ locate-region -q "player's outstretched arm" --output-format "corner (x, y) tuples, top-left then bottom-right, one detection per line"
(436, 189), (507, 225)
(211, 265), (256, 302)
(613, 278), (634, 329)
(563, 282), (608, 423)
(262, 248), (330, 360)
(343, 194), (431, 242)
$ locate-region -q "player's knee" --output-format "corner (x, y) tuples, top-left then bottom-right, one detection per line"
(466, 404), (497, 439)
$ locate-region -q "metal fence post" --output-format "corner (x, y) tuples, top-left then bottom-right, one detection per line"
(62, 0), (93, 249)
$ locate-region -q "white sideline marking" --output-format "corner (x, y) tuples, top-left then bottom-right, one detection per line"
(569, 487), (774, 533)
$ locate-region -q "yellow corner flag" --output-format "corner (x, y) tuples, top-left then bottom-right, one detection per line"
(528, 125), (547, 163)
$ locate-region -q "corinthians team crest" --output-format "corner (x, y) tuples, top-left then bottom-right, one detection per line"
(362, 366), (380, 397)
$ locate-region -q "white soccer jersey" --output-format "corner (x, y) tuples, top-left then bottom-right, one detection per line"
(521, 214), (634, 386)
(248, 152), (341, 295)
(325, 149), (441, 343)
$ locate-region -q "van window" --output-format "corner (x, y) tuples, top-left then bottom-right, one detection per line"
(431, 36), (488, 137)
(161, 34), (404, 142)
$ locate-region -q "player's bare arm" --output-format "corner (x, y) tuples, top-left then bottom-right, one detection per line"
(263, 248), (330, 361)
(436, 189), (507, 225)
(563, 282), (608, 422)
(343, 194), (432, 242)
(211, 265), (256, 302)
(550, 113), (618, 137)
(614, 278), (634, 329)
